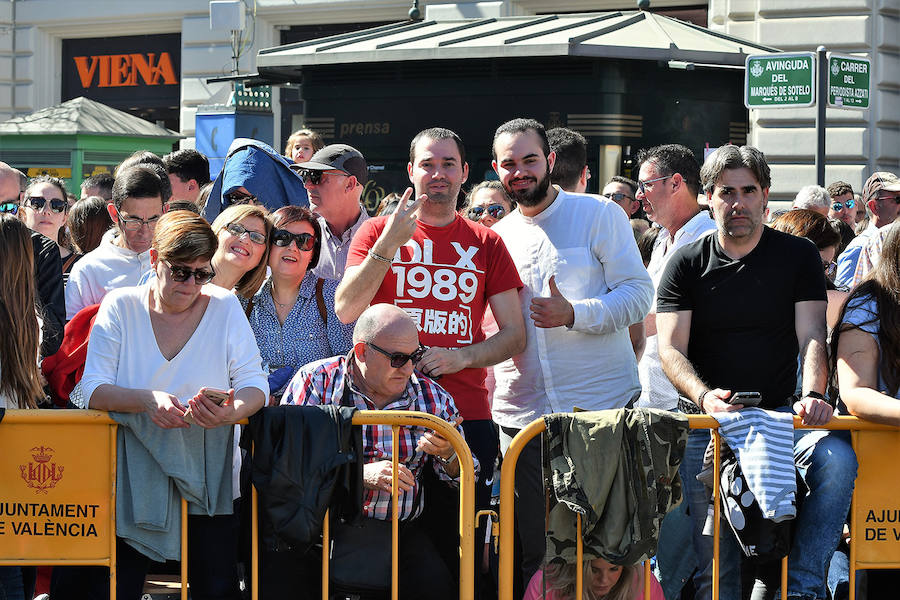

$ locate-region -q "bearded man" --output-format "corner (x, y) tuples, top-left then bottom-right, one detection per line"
(488, 117), (654, 589)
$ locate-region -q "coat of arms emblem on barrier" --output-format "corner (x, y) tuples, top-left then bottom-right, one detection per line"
(19, 445), (64, 494)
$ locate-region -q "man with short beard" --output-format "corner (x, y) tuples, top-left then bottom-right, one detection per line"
(336, 127), (526, 593)
(489, 118), (654, 590)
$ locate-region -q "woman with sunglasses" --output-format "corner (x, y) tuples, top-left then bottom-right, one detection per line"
(61, 210), (267, 600)
(209, 204), (273, 299)
(464, 180), (514, 228)
(244, 206), (354, 401)
(20, 175), (81, 284)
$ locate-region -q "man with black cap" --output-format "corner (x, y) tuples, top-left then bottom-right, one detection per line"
(292, 143), (369, 280)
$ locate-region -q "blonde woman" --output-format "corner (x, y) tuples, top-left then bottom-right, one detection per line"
(210, 204), (273, 299)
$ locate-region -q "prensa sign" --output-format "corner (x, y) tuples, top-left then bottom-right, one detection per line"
(62, 33), (181, 110)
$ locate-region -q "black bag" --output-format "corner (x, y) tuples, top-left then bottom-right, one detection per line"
(718, 445), (804, 562)
(329, 517), (393, 595)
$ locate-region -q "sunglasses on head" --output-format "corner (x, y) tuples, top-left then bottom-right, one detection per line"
(831, 198), (855, 212)
(0, 201), (18, 214)
(224, 190), (257, 206)
(366, 341), (427, 368)
(467, 204), (506, 221)
(162, 260), (216, 285)
(272, 228), (315, 251)
(224, 222), (267, 245)
(25, 196), (67, 213)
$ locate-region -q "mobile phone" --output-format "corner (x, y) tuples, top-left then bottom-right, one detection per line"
(203, 388), (230, 405)
(728, 391), (762, 407)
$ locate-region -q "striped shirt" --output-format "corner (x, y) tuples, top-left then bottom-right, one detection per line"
(281, 353), (471, 521)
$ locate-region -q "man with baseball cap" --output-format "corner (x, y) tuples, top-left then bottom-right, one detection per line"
(292, 143), (370, 280)
(835, 171), (900, 288)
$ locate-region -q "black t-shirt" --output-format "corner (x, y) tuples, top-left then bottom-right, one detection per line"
(656, 226), (827, 408)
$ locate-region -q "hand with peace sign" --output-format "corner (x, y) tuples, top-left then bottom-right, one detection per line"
(530, 275), (575, 328)
(372, 187), (427, 258)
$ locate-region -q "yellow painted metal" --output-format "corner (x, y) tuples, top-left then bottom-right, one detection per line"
(781, 556), (788, 598)
(576, 513), (583, 600)
(322, 508), (330, 600)
(109, 418), (118, 597)
(181, 498), (188, 600)
(712, 431), (720, 600)
(850, 430), (858, 600)
(644, 560), (651, 600)
(392, 425), (400, 600)
(251, 448), (259, 600)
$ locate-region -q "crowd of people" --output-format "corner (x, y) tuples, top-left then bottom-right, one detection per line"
(1, 117), (899, 600)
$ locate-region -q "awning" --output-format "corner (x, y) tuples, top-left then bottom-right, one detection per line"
(252, 10), (779, 79)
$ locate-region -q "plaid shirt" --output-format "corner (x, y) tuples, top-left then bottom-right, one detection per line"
(281, 353), (473, 521)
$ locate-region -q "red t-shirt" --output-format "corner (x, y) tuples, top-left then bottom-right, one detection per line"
(346, 214), (522, 420)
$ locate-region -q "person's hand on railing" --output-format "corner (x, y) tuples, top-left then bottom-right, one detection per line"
(143, 390), (190, 429)
(186, 388), (238, 429)
(793, 395), (833, 426)
(364, 459), (415, 493)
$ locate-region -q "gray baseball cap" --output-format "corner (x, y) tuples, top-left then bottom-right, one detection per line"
(291, 144), (367, 184)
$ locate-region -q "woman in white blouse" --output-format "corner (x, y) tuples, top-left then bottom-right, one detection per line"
(57, 210), (267, 600)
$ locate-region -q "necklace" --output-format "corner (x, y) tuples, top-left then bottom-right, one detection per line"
(270, 284), (300, 309)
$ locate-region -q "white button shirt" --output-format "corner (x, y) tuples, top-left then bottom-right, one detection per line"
(491, 190), (654, 429)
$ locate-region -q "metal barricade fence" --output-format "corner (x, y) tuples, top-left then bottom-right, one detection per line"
(497, 414), (900, 600)
(0, 409), (476, 600)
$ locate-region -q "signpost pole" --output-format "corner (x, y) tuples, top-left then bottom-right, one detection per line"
(815, 45), (827, 186)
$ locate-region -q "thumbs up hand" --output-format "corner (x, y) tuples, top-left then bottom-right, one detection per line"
(530, 275), (575, 329)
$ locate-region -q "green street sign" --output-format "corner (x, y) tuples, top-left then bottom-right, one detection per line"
(828, 53), (871, 109)
(744, 53), (816, 109)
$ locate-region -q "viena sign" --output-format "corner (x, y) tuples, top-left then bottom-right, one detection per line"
(744, 52), (816, 108)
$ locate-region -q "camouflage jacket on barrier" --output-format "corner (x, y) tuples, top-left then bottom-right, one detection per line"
(543, 408), (689, 565)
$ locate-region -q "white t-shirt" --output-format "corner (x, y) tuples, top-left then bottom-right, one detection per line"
(637, 211), (717, 411)
(80, 283), (268, 407)
(491, 190), (654, 428)
(65, 232), (152, 319)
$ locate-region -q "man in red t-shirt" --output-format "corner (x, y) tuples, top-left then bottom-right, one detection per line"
(336, 127), (525, 587)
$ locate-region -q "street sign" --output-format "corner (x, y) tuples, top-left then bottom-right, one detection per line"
(828, 53), (871, 109)
(744, 52), (816, 109)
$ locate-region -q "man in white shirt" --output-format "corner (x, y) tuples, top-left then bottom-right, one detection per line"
(291, 144), (370, 281)
(65, 166), (166, 319)
(635, 144), (716, 411)
(490, 118), (654, 589)
(835, 171), (900, 288)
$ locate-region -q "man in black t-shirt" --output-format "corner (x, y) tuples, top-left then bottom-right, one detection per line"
(656, 145), (857, 600)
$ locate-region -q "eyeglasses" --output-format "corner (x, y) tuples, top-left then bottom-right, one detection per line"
(225, 222), (267, 245)
(637, 175), (671, 195)
(831, 198), (855, 212)
(467, 204), (507, 221)
(24, 196), (68, 213)
(876, 193), (900, 205)
(224, 190), (257, 206)
(118, 213), (160, 231)
(366, 341), (427, 368)
(298, 169), (348, 186)
(272, 228), (315, 251)
(608, 192), (636, 204)
(162, 260), (216, 285)
(0, 201), (18, 214)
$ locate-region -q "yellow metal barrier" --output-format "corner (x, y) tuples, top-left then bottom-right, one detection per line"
(0, 409), (476, 600)
(497, 414), (899, 600)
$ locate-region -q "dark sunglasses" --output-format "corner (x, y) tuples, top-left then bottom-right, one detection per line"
(225, 222), (267, 245)
(366, 341), (427, 368)
(272, 228), (315, 251)
(162, 260), (216, 285)
(831, 198), (855, 212)
(298, 169), (347, 186)
(467, 204), (506, 221)
(0, 201), (18, 214)
(25, 196), (68, 213)
(608, 192), (636, 204)
(224, 190), (257, 206)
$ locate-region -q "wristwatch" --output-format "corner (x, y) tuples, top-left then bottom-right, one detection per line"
(437, 450), (458, 467)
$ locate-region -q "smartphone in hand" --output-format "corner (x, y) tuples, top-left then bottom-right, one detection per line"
(727, 391), (762, 407)
(183, 388), (230, 424)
